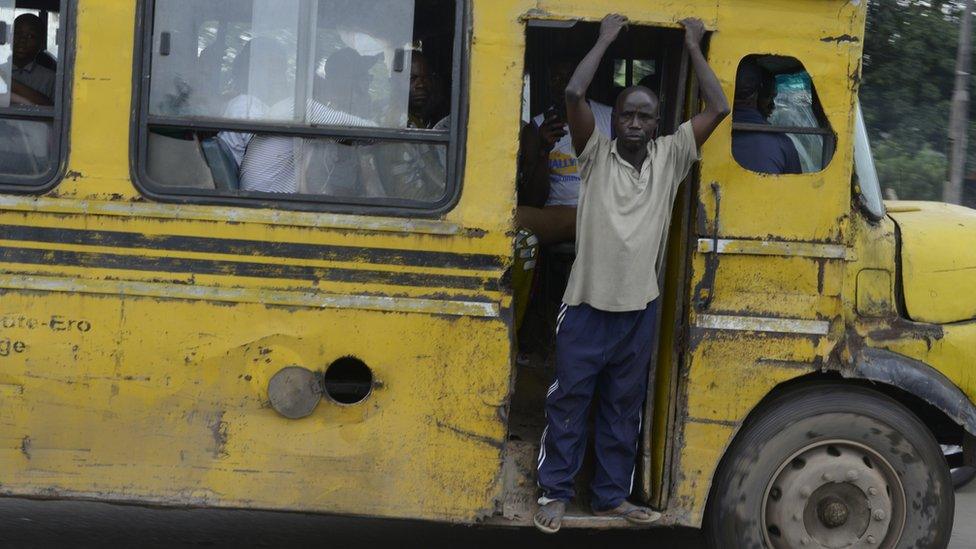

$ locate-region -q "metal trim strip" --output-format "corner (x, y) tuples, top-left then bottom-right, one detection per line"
(694, 314), (830, 336)
(0, 196), (464, 235)
(697, 238), (848, 260)
(0, 274), (500, 318)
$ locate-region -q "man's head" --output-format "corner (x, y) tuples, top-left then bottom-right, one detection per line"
(317, 47), (377, 110)
(613, 86), (660, 152)
(735, 59), (777, 117)
(735, 60), (763, 104)
(548, 58), (577, 110)
(13, 14), (44, 68)
(409, 52), (433, 116)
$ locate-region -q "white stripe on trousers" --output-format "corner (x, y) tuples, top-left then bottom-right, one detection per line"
(628, 409), (643, 494)
(546, 380), (559, 398)
(537, 425), (549, 468)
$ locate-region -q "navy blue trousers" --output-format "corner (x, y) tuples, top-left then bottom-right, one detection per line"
(537, 301), (658, 511)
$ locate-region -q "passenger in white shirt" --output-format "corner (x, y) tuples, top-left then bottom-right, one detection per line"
(217, 38), (291, 167)
(517, 58), (613, 244)
(11, 14), (55, 106)
(239, 48), (383, 195)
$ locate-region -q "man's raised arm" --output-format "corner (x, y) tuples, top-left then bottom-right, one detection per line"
(681, 18), (731, 148)
(565, 14), (627, 156)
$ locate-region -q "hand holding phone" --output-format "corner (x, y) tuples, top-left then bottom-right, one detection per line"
(539, 107), (567, 151)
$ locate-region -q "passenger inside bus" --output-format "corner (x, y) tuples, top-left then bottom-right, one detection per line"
(373, 52), (450, 201)
(408, 53), (438, 129)
(239, 47), (379, 195)
(11, 13), (55, 106)
(731, 59), (802, 175)
(0, 2), (61, 181)
(730, 55), (836, 174)
(145, 0), (455, 202)
(516, 57), (613, 246)
(216, 37), (291, 167)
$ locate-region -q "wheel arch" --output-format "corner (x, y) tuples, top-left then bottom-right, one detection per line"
(702, 349), (972, 526)
(839, 347), (976, 438)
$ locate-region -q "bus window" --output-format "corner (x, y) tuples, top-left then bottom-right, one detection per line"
(0, 0), (67, 188)
(136, 0), (463, 212)
(732, 55), (835, 175)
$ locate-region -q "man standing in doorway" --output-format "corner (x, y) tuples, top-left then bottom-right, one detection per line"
(534, 15), (729, 533)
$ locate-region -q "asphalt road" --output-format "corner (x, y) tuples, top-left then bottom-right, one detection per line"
(0, 484), (973, 548)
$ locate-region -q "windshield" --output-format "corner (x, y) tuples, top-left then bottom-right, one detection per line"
(854, 103), (885, 219)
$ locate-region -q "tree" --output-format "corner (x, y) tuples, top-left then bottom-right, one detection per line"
(861, 0), (975, 200)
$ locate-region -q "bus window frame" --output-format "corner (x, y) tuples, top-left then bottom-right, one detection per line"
(0, 0), (72, 194)
(731, 54), (837, 175)
(129, 0), (471, 217)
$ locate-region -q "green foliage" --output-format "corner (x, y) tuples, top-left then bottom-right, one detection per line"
(871, 140), (948, 200)
(862, 0), (971, 199)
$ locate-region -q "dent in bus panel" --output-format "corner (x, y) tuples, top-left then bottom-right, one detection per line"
(732, 55), (836, 175)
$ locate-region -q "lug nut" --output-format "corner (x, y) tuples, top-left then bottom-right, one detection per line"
(800, 486), (812, 498)
(801, 536), (811, 545)
(868, 487), (878, 496)
(873, 509), (886, 521)
(867, 535), (876, 544)
(823, 473), (833, 482)
(846, 470), (859, 481)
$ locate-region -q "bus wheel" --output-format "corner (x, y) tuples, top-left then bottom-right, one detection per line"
(704, 383), (953, 549)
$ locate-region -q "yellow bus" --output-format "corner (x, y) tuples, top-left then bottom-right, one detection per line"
(0, 0), (970, 547)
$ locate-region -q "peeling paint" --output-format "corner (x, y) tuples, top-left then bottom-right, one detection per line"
(207, 412), (229, 459)
(820, 34), (860, 43)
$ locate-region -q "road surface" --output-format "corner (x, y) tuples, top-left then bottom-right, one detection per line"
(0, 483), (973, 548)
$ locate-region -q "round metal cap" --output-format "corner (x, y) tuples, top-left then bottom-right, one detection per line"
(268, 366), (322, 419)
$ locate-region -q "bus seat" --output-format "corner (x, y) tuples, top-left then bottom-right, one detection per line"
(201, 137), (240, 191)
(146, 131), (215, 189)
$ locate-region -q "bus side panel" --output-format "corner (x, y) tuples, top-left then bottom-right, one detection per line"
(0, 0), (522, 523)
(668, 0), (866, 527)
(0, 289), (511, 520)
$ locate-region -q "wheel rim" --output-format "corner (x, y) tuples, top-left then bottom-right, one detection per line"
(761, 439), (907, 548)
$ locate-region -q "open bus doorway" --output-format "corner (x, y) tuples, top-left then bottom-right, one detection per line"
(504, 17), (697, 523)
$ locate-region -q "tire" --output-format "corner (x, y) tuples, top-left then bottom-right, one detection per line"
(704, 383), (954, 549)
(952, 466), (976, 490)
(943, 445), (976, 490)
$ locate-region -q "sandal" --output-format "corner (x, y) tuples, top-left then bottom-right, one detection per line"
(533, 500), (566, 534)
(592, 501), (661, 525)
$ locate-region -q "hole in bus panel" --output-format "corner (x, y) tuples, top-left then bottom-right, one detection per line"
(143, 0), (456, 205)
(0, 0), (62, 182)
(509, 20), (688, 510)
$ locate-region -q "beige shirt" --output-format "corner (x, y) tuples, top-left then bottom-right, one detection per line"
(563, 121), (700, 312)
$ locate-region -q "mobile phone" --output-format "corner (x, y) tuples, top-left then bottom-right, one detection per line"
(545, 105), (563, 123)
